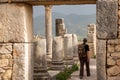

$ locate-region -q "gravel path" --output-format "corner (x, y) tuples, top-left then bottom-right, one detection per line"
(67, 59), (97, 80)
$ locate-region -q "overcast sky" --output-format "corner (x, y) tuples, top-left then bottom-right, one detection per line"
(33, 5), (96, 17)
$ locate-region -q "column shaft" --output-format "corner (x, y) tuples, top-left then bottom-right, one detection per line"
(45, 5), (52, 62)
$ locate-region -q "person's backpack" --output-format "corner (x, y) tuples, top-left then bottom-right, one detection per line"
(78, 44), (86, 58)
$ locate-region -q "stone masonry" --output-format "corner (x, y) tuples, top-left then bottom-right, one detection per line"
(97, 0), (119, 80)
(0, 3), (33, 80)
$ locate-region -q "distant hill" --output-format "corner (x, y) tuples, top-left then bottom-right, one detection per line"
(33, 12), (96, 38)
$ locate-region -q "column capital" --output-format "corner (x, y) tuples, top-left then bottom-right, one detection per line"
(44, 5), (52, 11)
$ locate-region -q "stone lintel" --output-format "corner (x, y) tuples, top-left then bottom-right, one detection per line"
(0, 0), (96, 5)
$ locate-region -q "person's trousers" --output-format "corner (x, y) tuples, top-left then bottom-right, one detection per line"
(80, 57), (90, 77)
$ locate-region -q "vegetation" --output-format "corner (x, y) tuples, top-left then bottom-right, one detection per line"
(56, 64), (79, 80)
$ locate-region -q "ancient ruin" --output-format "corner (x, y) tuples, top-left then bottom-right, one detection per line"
(0, 0), (120, 80)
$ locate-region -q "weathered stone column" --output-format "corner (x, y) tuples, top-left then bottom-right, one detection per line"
(51, 36), (64, 70)
(87, 24), (96, 57)
(45, 5), (53, 63)
(72, 34), (78, 63)
(63, 34), (74, 65)
(0, 3), (33, 80)
(56, 18), (66, 37)
(33, 39), (49, 80)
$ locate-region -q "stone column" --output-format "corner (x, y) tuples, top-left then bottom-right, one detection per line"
(72, 34), (78, 63)
(33, 39), (49, 80)
(45, 5), (53, 63)
(51, 36), (64, 70)
(56, 18), (66, 37)
(0, 3), (33, 80)
(87, 24), (96, 57)
(64, 34), (74, 65)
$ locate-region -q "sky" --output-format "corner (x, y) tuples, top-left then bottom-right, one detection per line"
(33, 5), (96, 17)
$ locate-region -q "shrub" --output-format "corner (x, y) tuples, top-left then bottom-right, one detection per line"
(56, 64), (79, 80)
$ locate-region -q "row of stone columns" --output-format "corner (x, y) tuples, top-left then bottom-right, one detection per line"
(33, 33), (78, 79)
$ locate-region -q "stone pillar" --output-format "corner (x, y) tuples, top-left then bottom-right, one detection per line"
(51, 36), (64, 70)
(63, 34), (74, 65)
(45, 5), (53, 63)
(97, 0), (118, 80)
(0, 3), (33, 80)
(72, 34), (78, 63)
(56, 18), (66, 37)
(87, 24), (96, 57)
(33, 39), (49, 80)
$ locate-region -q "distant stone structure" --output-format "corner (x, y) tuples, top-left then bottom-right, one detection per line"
(87, 24), (96, 57)
(56, 18), (67, 37)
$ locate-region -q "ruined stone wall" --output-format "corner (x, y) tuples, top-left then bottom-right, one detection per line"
(106, 0), (120, 79)
(0, 3), (33, 80)
(97, 0), (119, 80)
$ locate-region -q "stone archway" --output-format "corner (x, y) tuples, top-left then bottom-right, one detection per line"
(0, 0), (119, 80)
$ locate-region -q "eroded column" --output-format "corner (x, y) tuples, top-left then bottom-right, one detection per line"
(64, 34), (74, 65)
(0, 3), (33, 80)
(72, 34), (78, 63)
(56, 18), (66, 37)
(45, 5), (53, 63)
(87, 24), (96, 57)
(34, 39), (49, 80)
(51, 36), (64, 70)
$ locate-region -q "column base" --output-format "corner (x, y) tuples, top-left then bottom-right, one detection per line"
(47, 54), (52, 67)
(51, 61), (64, 70)
(64, 58), (74, 65)
(34, 68), (50, 80)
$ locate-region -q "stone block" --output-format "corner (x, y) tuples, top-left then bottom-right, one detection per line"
(87, 34), (93, 43)
(0, 3), (33, 42)
(111, 52), (120, 59)
(0, 59), (9, 67)
(12, 43), (33, 80)
(108, 39), (119, 45)
(97, 0), (118, 39)
(107, 45), (115, 53)
(108, 76), (120, 80)
(2, 70), (12, 80)
(116, 59), (120, 66)
(0, 54), (12, 59)
(96, 40), (106, 80)
(0, 68), (5, 73)
(115, 45), (120, 52)
(107, 58), (116, 66)
(107, 66), (120, 76)
(0, 43), (12, 54)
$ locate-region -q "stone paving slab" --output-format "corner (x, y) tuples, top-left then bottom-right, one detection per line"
(68, 59), (97, 80)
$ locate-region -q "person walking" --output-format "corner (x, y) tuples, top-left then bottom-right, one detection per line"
(78, 38), (90, 79)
